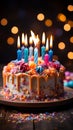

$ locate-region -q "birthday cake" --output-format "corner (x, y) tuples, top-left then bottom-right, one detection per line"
(1, 33), (65, 101)
(1, 57), (65, 101)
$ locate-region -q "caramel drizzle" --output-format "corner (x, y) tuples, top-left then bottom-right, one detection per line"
(3, 72), (60, 95)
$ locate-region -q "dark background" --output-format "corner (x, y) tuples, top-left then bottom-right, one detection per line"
(0, 0), (73, 71)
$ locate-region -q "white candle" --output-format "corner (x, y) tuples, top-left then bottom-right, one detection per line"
(29, 36), (33, 58)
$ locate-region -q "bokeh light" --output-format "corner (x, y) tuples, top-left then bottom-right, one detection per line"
(58, 42), (66, 50)
(63, 23), (71, 31)
(37, 13), (45, 21)
(68, 20), (73, 28)
(67, 52), (73, 60)
(70, 36), (73, 43)
(57, 13), (66, 22)
(67, 5), (73, 12)
(7, 37), (15, 45)
(45, 19), (53, 27)
(0, 18), (8, 26)
(11, 26), (19, 34)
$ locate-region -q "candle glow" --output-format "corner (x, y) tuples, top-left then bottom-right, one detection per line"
(30, 30), (36, 42)
(22, 33), (25, 45)
(29, 36), (33, 45)
(17, 36), (22, 61)
(46, 38), (49, 52)
(17, 36), (21, 48)
(50, 35), (53, 48)
(42, 32), (45, 45)
(25, 34), (28, 46)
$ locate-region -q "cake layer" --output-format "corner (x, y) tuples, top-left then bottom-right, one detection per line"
(2, 70), (64, 98)
(2, 58), (65, 99)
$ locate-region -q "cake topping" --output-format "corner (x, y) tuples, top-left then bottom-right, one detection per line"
(36, 65), (44, 74)
(3, 58), (65, 76)
(20, 62), (29, 72)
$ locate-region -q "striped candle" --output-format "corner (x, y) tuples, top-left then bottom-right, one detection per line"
(34, 47), (38, 64)
(33, 35), (39, 64)
(29, 36), (33, 58)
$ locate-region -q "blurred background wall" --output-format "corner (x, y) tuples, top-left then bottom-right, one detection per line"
(0, 0), (73, 71)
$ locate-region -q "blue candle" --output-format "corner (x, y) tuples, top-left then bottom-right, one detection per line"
(48, 49), (53, 61)
(24, 47), (28, 63)
(17, 49), (22, 61)
(21, 45), (25, 59)
(34, 47), (38, 64)
(17, 36), (22, 61)
(41, 32), (46, 60)
(41, 45), (46, 60)
(21, 33), (25, 59)
(48, 35), (53, 61)
(24, 34), (28, 63)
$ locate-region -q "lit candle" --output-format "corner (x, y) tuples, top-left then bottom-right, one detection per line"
(36, 35), (40, 57)
(29, 36), (33, 58)
(17, 36), (22, 61)
(48, 35), (53, 61)
(21, 33), (25, 59)
(24, 34), (28, 63)
(44, 38), (49, 65)
(41, 32), (46, 60)
(34, 37), (38, 64)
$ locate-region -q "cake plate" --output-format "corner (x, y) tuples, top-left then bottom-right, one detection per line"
(0, 86), (73, 110)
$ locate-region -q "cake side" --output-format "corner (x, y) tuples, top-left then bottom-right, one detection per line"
(2, 58), (65, 99)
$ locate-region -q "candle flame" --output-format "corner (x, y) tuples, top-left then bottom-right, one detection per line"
(25, 34), (28, 46)
(46, 38), (49, 51)
(34, 35), (40, 46)
(22, 33), (25, 45)
(29, 36), (33, 45)
(42, 32), (45, 45)
(17, 36), (20, 48)
(31, 30), (40, 46)
(50, 35), (53, 48)
(30, 30), (36, 41)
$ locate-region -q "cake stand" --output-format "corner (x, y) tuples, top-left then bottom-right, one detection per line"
(0, 86), (73, 111)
